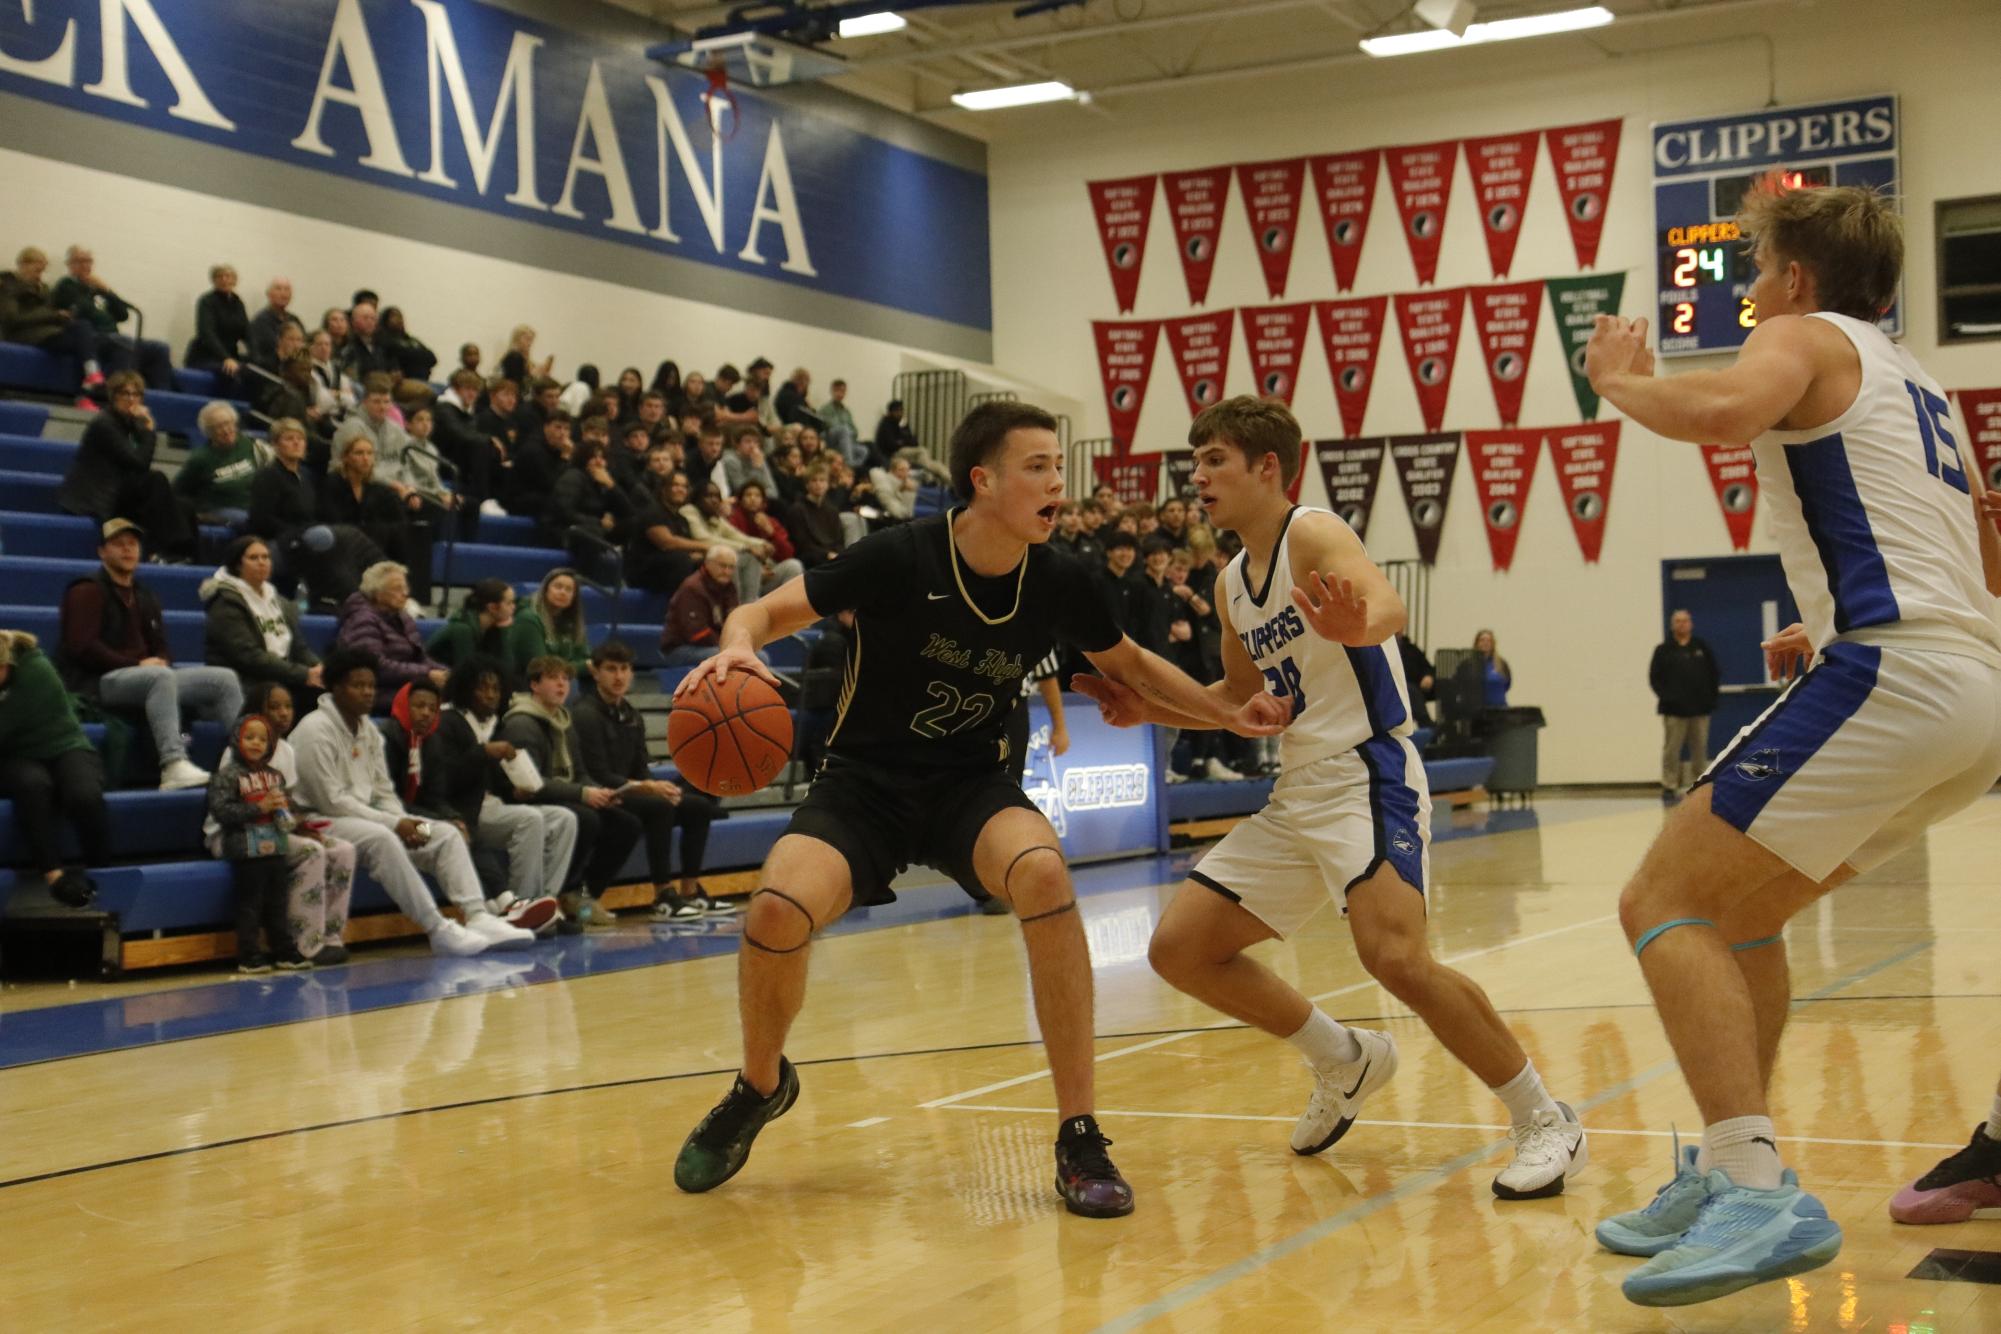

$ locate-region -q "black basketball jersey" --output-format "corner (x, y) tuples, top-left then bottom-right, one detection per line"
(802, 512), (1122, 769)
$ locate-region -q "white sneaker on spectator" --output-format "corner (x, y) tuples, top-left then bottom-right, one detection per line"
(1203, 758), (1245, 782)
(466, 912), (536, 950)
(159, 758), (211, 790)
(429, 920), (490, 956)
(480, 498), (508, 517)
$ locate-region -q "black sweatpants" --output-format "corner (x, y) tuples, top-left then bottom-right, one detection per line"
(607, 789), (717, 886)
(0, 749), (110, 876)
(231, 856), (294, 956)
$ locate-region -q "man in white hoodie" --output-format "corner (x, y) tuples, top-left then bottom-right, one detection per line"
(291, 645), (533, 956)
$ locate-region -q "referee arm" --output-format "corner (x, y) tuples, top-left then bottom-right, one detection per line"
(674, 578), (822, 697)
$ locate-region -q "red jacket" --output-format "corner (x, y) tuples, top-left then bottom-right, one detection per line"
(662, 570), (739, 652)
(728, 504), (794, 562)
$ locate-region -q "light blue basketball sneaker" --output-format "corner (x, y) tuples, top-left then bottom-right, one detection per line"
(1622, 1168), (1843, 1307)
(1597, 1139), (1710, 1256)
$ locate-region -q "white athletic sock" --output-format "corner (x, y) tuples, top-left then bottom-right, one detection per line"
(1701, 1116), (1784, 1189)
(1287, 1008), (1362, 1068)
(1491, 1060), (1561, 1127)
(1985, 1091), (2001, 1141)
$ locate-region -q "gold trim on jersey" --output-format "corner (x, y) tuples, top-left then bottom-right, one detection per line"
(827, 618), (862, 745)
(944, 507), (1028, 626)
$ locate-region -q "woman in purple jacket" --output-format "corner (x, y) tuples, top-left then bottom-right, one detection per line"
(332, 560), (446, 712)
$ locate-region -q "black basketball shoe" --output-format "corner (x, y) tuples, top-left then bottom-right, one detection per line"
(1055, 1114), (1135, 1218)
(674, 1058), (801, 1193)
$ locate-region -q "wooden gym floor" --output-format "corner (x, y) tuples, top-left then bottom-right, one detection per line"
(1, 793), (1996, 1331)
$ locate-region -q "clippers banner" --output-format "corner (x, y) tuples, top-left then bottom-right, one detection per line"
(1240, 304), (1314, 407)
(1236, 157), (1309, 299)
(1314, 438), (1387, 541)
(1469, 281), (1544, 428)
(1463, 131), (1540, 278)
(1163, 313), (1234, 418)
(1385, 140), (1460, 285)
(1953, 389), (2001, 491)
(1093, 454), (1162, 505)
(1548, 118), (1622, 268)
(1699, 443), (1760, 551)
(1393, 288), (1468, 433)
(1314, 296), (1389, 440)
(1389, 432), (1462, 564)
(1309, 150), (1382, 293)
(1163, 167), (1232, 305)
(1545, 421), (1620, 563)
(1091, 320), (1162, 451)
(1546, 272), (1626, 420)
(1086, 175), (1158, 314)
(1467, 429), (1543, 572)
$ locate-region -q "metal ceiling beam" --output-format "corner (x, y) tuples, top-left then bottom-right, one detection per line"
(839, 0), (1335, 72)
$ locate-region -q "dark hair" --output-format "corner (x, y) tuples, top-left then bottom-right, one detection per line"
(571, 439), (604, 469)
(404, 676), (441, 701)
(715, 363), (741, 383)
(948, 400), (1058, 500)
(1140, 535), (1174, 558)
(574, 364), (600, 390)
(323, 644), (381, 687)
(1188, 395), (1303, 487)
(736, 479), (768, 504)
(466, 578), (513, 614)
(222, 533), (269, 575)
(351, 289), (378, 309)
(242, 678), (292, 721)
(362, 372), (393, 398)
(590, 639), (635, 668)
(641, 390), (666, 407)
(543, 409), (573, 429)
(445, 654), (508, 710)
(650, 360), (680, 394)
(526, 654), (575, 682)
(831, 378), (847, 390)
(488, 376), (519, 398)
(747, 356), (773, 374)
(1101, 530), (1138, 552)
(624, 419), (652, 438)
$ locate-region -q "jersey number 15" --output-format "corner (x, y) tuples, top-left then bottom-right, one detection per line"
(1906, 380), (1969, 495)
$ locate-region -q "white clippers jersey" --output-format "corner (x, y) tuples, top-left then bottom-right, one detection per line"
(1225, 506), (1415, 768)
(1752, 313), (2001, 667)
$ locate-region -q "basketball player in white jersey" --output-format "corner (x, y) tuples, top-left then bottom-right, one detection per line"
(1584, 183), (2001, 1307)
(1075, 396), (1587, 1200)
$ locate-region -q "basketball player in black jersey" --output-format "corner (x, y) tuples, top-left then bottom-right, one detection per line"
(671, 402), (1288, 1217)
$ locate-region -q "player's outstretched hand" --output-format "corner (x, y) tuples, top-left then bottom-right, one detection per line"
(1980, 485), (2001, 529)
(1761, 621), (1814, 682)
(673, 646), (780, 699)
(1228, 691), (1293, 737)
(1072, 674), (1146, 728)
(1291, 569), (1371, 646)
(1584, 314), (1653, 389)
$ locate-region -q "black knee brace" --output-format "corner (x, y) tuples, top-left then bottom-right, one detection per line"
(742, 887), (817, 954)
(1002, 845), (1074, 922)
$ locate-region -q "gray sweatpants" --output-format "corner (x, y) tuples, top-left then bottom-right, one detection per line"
(476, 797), (578, 900)
(1662, 714), (1712, 791)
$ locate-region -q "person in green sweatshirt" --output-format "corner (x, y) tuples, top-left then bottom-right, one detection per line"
(0, 630), (110, 908)
(426, 579), (518, 684)
(510, 568), (593, 684)
(174, 401), (262, 525)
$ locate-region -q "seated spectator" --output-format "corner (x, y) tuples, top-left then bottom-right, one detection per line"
(685, 426), (728, 497)
(308, 327), (358, 420)
(339, 299), (394, 382)
(0, 629), (110, 909)
(428, 578), (517, 678)
(729, 482), (798, 577)
(247, 417), (385, 608)
(58, 373), (196, 560)
(206, 680), (356, 962)
(475, 375), (523, 464)
(823, 456), (872, 546)
(380, 306), (436, 382)
(746, 357), (782, 433)
(511, 568), (594, 683)
(774, 366), (823, 431)
(625, 470), (707, 595)
(434, 367), (502, 515)
(207, 713), (313, 971)
(661, 545), (740, 665)
(723, 425), (779, 498)
(648, 360), (683, 415)
(818, 378), (861, 464)
(290, 646), (532, 956)
(501, 656), (636, 929)
(612, 366), (645, 421)
(3, 246), (109, 399)
(684, 368), (714, 410)
(875, 399), (919, 460)
(320, 307), (349, 342)
(323, 430), (433, 605)
(519, 376), (562, 439)
(335, 560), (446, 712)
(1128, 502), (1160, 537)
(548, 439), (633, 585)
(609, 418), (657, 497)
(58, 520), (243, 789)
(51, 244), (174, 388)
(186, 263), (250, 395)
(558, 364), (599, 417)
(336, 374), (452, 504)
(248, 276), (305, 364)
(174, 401), (260, 526)
(506, 408), (572, 520)
(202, 535), (323, 697)
(252, 326), (318, 427)
(433, 657), (576, 930)
(869, 456), (922, 522)
(629, 388), (671, 442)
(498, 323), (552, 384)
(786, 465), (847, 569)
(723, 375), (772, 436)
(1138, 535), (1191, 659)
(682, 479), (797, 606)
(572, 641), (726, 920)
(1156, 496), (1191, 545)
(1094, 530), (1147, 647)
(769, 440), (804, 507)
(457, 342), (481, 377)
(1051, 502), (1101, 565)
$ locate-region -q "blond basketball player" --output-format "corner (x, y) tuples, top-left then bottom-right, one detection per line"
(1075, 396), (1587, 1200)
(1585, 183), (2001, 1306)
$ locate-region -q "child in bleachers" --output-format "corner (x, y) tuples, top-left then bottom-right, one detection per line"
(207, 714), (308, 973)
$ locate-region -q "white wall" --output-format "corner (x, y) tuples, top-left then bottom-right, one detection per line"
(984, 0), (2001, 784)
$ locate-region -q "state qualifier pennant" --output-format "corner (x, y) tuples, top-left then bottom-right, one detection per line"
(1385, 140), (1459, 285)
(1086, 175), (1157, 314)
(1240, 304), (1314, 407)
(1163, 167), (1232, 305)
(1463, 131), (1539, 279)
(1469, 281), (1544, 428)
(1545, 422), (1620, 563)
(1313, 296), (1388, 440)
(1235, 157), (1308, 299)
(1091, 319), (1161, 452)
(1309, 150), (1381, 293)
(1699, 443), (1759, 550)
(1548, 118), (1622, 268)
(1393, 287), (1467, 433)
(1467, 428), (1542, 572)
(1163, 313), (1234, 418)
(1952, 389), (2001, 491)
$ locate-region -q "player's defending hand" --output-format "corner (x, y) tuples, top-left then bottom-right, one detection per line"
(1584, 314), (1654, 390)
(1761, 621), (1814, 681)
(674, 646), (780, 699)
(1980, 485), (2001, 530)
(1292, 569), (1373, 646)
(1227, 691), (1293, 737)
(1072, 674), (1145, 728)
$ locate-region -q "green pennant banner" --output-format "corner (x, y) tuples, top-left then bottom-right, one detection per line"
(1546, 273), (1626, 420)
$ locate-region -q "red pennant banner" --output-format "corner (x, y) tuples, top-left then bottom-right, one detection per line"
(1162, 313), (1234, 418)
(1163, 167), (1231, 305)
(1314, 297), (1389, 440)
(1954, 388), (2001, 492)
(1091, 320), (1161, 452)
(1314, 438), (1387, 541)
(1308, 150), (1381, 293)
(1463, 131), (1539, 279)
(1548, 119), (1622, 269)
(1467, 429), (1542, 572)
(1093, 454), (1161, 505)
(1393, 288), (1468, 433)
(1389, 432), (1461, 564)
(1385, 140), (1459, 285)
(1699, 443), (1759, 551)
(1235, 157), (1308, 299)
(1469, 281), (1544, 428)
(1086, 175), (1157, 314)
(1240, 304), (1314, 406)
(1545, 421), (1620, 563)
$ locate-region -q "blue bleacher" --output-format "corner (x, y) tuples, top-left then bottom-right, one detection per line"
(172, 367), (219, 398)
(0, 401), (50, 435)
(1165, 754), (1497, 825)
(0, 341), (75, 394)
(0, 432), (68, 472)
(0, 470), (62, 515)
(0, 602), (443, 662)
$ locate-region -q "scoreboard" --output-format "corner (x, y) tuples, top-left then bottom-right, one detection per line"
(1651, 94), (1900, 357)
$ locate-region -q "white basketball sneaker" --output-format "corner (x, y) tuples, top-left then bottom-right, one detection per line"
(1292, 1028), (1399, 1155)
(466, 912), (536, 950)
(1493, 1101), (1588, 1199)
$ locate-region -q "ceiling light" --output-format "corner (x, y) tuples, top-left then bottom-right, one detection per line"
(838, 12), (908, 39)
(950, 80), (1077, 110)
(1361, 4), (1613, 57)
(1414, 0), (1477, 37)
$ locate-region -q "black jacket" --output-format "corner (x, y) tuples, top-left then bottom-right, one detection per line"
(786, 495), (844, 567)
(506, 439), (565, 518)
(59, 410), (158, 519)
(202, 579), (319, 690)
(187, 289), (249, 366)
(570, 689), (652, 788)
(1397, 635), (1437, 728)
(1651, 637), (1721, 717)
(248, 461), (318, 539)
(549, 465), (636, 542)
(320, 474), (406, 529)
(414, 711), (497, 830)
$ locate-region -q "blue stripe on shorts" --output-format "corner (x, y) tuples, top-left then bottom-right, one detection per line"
(1355, 734), (1426, 893)
(1707, 642), (1881, 834)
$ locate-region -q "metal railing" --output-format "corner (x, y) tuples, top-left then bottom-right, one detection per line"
(888, 368), (965, 473)
(1383, 558), (1429, 651)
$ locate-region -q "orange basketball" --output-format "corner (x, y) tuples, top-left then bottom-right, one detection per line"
(667, 670), (794, 797)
